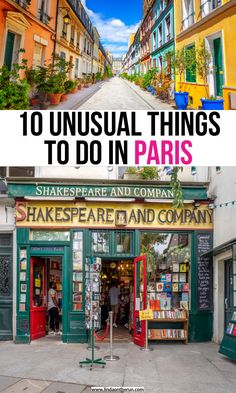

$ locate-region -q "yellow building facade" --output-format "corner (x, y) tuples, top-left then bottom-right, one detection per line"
(174, 0), (236, 109)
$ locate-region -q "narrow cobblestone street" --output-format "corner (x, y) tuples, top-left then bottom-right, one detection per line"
(77, 77), (173, 110)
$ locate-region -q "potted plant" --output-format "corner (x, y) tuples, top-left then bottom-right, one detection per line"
(0, 56), (30, 110)
(46, 73), (65, 105)
(64, 79), (78, 94)
(173, 48), (195, 110)
(196, 41), (224, 110)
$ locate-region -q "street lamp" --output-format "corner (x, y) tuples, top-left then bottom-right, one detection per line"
(63, 11), (71, 25)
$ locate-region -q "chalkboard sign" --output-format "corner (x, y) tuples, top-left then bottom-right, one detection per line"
(196, 232), (213, 311)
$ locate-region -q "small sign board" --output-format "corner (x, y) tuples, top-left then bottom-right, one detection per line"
(139, 309), (153, 321)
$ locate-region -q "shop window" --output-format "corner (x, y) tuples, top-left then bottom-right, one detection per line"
(91, 231), (110, 255)
(0, 167), (6, 178)
(8, 167), (35, 177)
(141, 232), (191, 311)
(115, 231), (132, 254)
(30, 230), (70, 241)
(72, 232), (83, 311)
(185, 44), (196, 83)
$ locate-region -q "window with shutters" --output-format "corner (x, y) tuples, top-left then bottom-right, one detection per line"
(33, 43), (45, 68)
(185, 44), (196, 83)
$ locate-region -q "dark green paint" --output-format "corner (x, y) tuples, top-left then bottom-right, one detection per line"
(213, 37), (223, 97)
(0, 234), (13, 341)
(7, 183), (209, 201)
(4, 32), (15, 69)
(15, 227), (213, 344)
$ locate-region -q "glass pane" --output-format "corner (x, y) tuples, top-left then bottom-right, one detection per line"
(233, 260), (236, 275)
(0, 167), (6, 178)
(30, 230), (70, 241)
(116, 232), (131, 253)
(0, 255), (10, 296)
(9, 167), (35, 177)
(91, 231), (109, 254)
(234, 291), (236, 307)
(32, 264), (44, 308)
(0, 234), (12, 247)
(141, 232), (191, 312)
(72, 231), (83, 311)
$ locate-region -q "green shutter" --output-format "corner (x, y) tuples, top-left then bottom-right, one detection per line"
(185, 44), (196, 83)
(4, 32), (15, 69)
(213, 38), (223, 97)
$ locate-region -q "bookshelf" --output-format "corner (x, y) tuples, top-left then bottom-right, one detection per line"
(225, 311), (236, 337)
(147, 309), (189, 344)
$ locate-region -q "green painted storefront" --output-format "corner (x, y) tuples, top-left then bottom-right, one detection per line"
(9, 181), (214, 345)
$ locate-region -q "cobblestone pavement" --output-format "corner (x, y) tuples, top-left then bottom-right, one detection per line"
(0, 339), (235, 393)
(78, 77), (173, 110)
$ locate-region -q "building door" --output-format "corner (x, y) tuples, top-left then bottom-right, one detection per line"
(133, 255), (147, 347)
(4, 32), (15, 69)
(213, 37), (223, 97)
(225, 260), (235, 328)
(30, 257), (47, 340)
(0, 234), (13, 340)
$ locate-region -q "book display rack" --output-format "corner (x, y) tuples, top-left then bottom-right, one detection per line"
(226, 312), (236, 337)
(148, 309), (188, 344)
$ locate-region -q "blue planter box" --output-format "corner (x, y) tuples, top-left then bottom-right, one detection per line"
(201, 98), (224, 110)
(174, 92), (189, 110)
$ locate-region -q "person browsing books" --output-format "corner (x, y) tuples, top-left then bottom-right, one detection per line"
(108, 281), (120, 328)
(48, 281), (61, 335)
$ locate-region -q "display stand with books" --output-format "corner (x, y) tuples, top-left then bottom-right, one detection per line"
(148, 309), (189, 344)
(146, 257), (190, 344)
(219, 311), (236, 360)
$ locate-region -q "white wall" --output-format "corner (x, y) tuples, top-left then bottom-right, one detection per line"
(208, 167), (236, 247)
(37, 166), (119, 180)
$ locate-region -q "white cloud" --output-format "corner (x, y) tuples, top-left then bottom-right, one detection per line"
(81, 0), (140, 56)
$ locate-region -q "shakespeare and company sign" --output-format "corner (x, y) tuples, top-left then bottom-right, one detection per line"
(7, 183), (208, 200)
(16, 201), (213, 230)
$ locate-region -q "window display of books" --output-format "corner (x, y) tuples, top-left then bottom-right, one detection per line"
(72, 232), (83, 311)
(147, 266), (190, 311)
(226, 312), (236, 336)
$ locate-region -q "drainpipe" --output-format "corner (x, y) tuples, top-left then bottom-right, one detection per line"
(52, 0), (60, 67)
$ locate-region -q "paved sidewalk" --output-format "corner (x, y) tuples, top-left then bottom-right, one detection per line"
(49, 81), (105, 110)
(79, 77), (173, 110)
(0, 339), (235, 393)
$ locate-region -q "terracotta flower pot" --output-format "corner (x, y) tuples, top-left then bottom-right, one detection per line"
(60, 94), (68, 102)
(71, 87), (78, 94)
(77, 85), (82, 90)
(48, 93), (62, 105)
(30, 98), (40, 106)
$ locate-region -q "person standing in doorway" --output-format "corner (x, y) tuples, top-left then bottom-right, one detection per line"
(48, 281), (60, 335)
(108, 281), (120, 328)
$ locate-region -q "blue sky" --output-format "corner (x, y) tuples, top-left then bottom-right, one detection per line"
(81, 1), (142, 57)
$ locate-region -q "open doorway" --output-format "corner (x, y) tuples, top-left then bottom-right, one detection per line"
(100, 259), (134, 342)
(30, 256), (62, 340)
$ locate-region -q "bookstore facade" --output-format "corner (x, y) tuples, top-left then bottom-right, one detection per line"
(8, 181), (214, 345)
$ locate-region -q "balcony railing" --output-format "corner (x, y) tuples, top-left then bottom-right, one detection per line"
(200, 0), (222, 17)
(38, 9), (51, 25)
(13, 0), (30, 9)
(182, 12), (195, 30)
